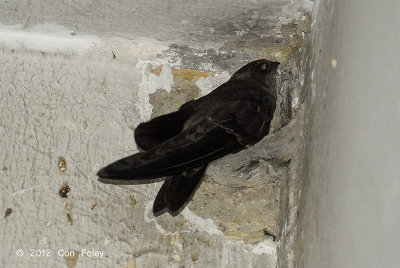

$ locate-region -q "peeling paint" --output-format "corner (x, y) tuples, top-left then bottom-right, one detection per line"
(279, 0), (314, 25)
(181, 208), (223, 236)
(195, 71), (230, 97)
(136, 63), (175, 120)
(143, 201), (178, 236)
(251, 241), (276, 255)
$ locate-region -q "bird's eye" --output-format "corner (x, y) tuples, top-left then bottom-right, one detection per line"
(259, 63), (267, 71)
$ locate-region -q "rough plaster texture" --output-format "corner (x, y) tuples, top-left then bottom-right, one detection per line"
(295, 0), (400, 267)
(0, 1), (313, 267)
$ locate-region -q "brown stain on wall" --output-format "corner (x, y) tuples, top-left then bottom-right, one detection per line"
(64, 250), (79, 268)
(150, 67), (210, 80)
(59, 184), (71, 198)
(129, 195), (137, 207)
(149, 67), (209, 118)
(58, 157), (67, 173)
(119, 258), (136, 268)
(4, 208), (12, 218)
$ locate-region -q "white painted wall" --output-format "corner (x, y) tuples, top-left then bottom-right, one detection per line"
(299, 0), (400, 267)
(0, 1), (313, 267)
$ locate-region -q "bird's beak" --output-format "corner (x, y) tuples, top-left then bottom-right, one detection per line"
(272, 62), (280, 75)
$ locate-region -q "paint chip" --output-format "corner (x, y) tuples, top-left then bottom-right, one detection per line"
(119, 258), (136, 268)
(64, 250), (79, 268)
(39, 236), (48, 244)
(66, 212), (73, 225)
(129, 195), (137, 207)
(191, 252), (199, 262)
(58, 157), (67, 173)
(4, 208), (12, 218)
(331, 58), (337, 68)
(59, 184), (71, 198)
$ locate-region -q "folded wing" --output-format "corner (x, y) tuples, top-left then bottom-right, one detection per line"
(134, 108), (193, 151)
(97, 100), (265, 180)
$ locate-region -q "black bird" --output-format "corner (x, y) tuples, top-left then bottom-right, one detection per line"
(97, 59), (280, 216)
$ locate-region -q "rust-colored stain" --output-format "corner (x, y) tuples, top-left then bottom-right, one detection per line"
(1, 166), (8, 171)
(119, 258), (136, 268)
(91, 202), (97, 210)
(172, 68), (210, 80)
(4, 208), (12, 218)
(196, 237), (216, 249)
(260, 33), (304, 66)
(64, 250), (79, 268)
(59, 184), (71, 198)
(174, 220), (185, 228)
(129, 195), (137, 207)
(58, 157), (67, 173)
(66, 212), (73, 225)
(150, 67), (210, 81)
(191, 252), (199, 262)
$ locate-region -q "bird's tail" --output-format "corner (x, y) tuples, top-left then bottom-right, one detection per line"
(153, 164), (207, 216)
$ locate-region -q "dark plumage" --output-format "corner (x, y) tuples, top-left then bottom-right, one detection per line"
(97, 59), (280, 216)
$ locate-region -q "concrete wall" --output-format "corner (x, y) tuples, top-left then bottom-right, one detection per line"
(0, 1), (313, 267)
(297, 0), (400, 267)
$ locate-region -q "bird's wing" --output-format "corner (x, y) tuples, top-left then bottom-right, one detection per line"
(134, 108), (193, 151)
(97, 100), (266, 180)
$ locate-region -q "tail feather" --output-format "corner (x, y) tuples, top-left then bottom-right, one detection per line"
(152, 178), (171, 215)
(152, 165), (207, 216)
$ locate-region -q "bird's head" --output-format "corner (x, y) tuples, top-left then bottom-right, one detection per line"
(230, 59), (280, 95)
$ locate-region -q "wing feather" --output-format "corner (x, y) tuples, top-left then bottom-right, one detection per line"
(97, 100), (265, 180)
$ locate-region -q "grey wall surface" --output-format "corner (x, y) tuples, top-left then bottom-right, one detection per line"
(298, 0), (400, 267)
(0, 1), (313, 268)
